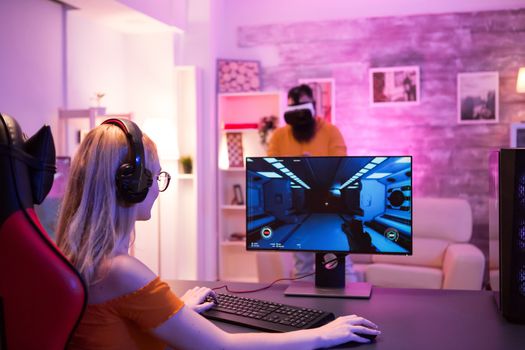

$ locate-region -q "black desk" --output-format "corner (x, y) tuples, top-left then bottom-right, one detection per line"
(167, 280), (524, 350)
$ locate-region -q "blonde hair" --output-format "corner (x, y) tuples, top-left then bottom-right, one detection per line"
(56, 123), (158, 286)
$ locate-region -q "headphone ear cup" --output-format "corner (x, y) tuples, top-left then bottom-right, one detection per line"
(115, 163), (151, 204)
(130, 188), (149, 203)
(115, 163), (138, 203)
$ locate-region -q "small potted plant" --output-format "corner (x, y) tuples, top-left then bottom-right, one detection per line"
(179, 155), (193, 174)
(258, 115), (278, 148)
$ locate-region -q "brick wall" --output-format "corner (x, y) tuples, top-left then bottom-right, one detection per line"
(237, 8), (525, 250)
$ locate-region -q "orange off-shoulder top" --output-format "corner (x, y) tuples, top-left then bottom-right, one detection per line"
(68, 277), (184, 350)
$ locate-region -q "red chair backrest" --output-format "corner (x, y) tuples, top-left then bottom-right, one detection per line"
(0, 113), (86, 349)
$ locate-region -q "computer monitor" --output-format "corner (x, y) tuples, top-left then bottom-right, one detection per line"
(246, 156), (413, 298)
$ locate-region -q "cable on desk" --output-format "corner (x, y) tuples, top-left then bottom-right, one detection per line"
(212, 272), (315, 294)
(212, 255), (343, 294)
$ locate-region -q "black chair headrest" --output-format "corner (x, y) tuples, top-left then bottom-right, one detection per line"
(0, 113), (56, 208)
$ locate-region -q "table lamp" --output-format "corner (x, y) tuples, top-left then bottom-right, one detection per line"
(517, 67), (525, 93)
(511, 68), (525, 147)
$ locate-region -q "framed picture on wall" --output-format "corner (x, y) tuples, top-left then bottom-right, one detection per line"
(217, 59), (261, 93)
(369, 66), (420, 106)
(298, 78), (336, 124)
(457, 72), (499, 124)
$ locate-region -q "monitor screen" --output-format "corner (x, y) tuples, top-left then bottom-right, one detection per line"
(246, 156), (412, 255)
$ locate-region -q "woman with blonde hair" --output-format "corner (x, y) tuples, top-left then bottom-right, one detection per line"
(57, 119), (380, 349)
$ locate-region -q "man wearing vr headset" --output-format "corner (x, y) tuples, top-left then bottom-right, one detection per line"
(267, 84), (359, 282)
(268, 84), (346, 156)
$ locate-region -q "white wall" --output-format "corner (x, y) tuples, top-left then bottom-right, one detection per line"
(123, 32), (175, 121)
(173, 0), (225, 280)
(67, 11), (128, 112)
(0, 0), (63, 136)
(67, 11), (175, 124)
(123, 32), (177, 278)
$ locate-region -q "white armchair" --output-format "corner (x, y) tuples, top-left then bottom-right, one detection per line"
(355, 197), (486, 290)
(257, 198), (486, 290)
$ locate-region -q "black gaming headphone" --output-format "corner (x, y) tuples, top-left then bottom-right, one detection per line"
(101, 118), (153, 204)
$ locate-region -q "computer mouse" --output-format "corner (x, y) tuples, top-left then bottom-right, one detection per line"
(331, 332), (378, 349)
(354, 332), (377, 341)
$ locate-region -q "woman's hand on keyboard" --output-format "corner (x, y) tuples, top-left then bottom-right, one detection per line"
(315, 314), (381, 347)
(180, 286), (217, 314)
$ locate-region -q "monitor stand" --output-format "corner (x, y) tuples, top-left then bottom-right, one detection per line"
(284, 253), (372, 299)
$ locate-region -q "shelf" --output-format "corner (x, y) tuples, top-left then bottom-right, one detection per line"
(221, 205), (246, 210)
(220, 167), (245, 172)
(219, 91), (280, 98)
(220, 240), (246, 247)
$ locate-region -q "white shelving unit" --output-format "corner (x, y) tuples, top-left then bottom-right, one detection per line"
(217, 91), (282, 282)
(170, 66), (200, 280)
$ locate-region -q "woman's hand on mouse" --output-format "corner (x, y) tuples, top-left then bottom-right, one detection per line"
(313, 314), (381, 348)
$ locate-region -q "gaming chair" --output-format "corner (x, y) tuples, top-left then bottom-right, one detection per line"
(0, 113), (87, 349)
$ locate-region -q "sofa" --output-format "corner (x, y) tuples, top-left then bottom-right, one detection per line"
(257, 197), (486, 290)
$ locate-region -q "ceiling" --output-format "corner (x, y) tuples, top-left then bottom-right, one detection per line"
(57, 0), (182, 33)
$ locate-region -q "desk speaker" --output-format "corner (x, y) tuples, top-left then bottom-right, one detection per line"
(498, 149), (525, 323)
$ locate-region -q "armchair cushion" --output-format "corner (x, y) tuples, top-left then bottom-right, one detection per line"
(413, 197), (472, 242)
(488, 239), (499, 269)
(490, 270), (500, 292)
(442, 243), (485, 290)
(372, 238), (449, 268)
(365, 263), (442, 289)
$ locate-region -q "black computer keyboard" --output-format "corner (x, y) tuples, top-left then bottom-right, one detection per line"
(202, 293), (335, 332)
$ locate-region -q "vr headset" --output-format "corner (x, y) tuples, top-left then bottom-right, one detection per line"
(284, 102), (315, 127)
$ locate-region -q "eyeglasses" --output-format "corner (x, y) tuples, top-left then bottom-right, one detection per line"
(157, 171), (171, 192)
